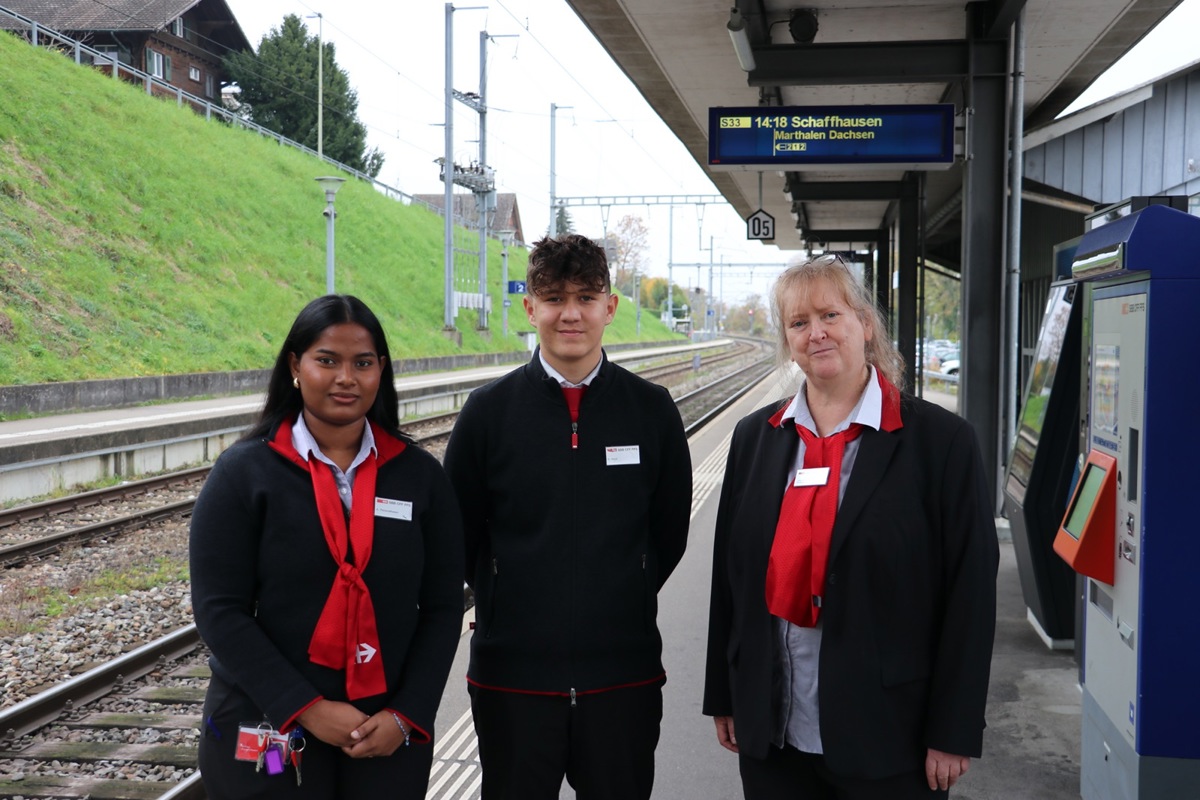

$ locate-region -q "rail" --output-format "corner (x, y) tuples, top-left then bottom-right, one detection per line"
(681, 359), (775, 436)
(0, 626), (203, 742)
(0, 466), (210, 529)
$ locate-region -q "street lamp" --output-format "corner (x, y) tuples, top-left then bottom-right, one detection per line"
(498, 229), (515, 338)
(306, 12), (323, 159)
(315, 176), (345, 294)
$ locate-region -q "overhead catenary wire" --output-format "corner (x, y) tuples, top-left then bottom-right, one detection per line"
(491, 0), (691, 192)
(81, 0), (724, 250)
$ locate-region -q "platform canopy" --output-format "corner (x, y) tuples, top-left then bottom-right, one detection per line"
(565, 0), (1183, 262)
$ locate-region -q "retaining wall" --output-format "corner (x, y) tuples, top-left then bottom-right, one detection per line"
(0, 342), (679, 417)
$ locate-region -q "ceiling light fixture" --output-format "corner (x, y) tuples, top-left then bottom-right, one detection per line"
(789, 9), (819, 44)
(727, 7), (756, 72)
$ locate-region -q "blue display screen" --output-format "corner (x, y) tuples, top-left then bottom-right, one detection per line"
(708, 104), (955, 168)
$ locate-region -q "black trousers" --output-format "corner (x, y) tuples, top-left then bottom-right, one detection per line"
(469, 680), (664, 800)
(197, 674), (433, 799)
(739, 744), (950, 800)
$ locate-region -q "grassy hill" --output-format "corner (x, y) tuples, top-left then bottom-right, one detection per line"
(0, 31), (679, 386)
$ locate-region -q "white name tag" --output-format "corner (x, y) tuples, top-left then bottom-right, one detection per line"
(605, 445), (641, 466)
(794, 467), (830, 487)
(374, 497), (413, 521)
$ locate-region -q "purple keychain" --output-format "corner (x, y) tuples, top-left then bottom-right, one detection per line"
(264, 743), (286, 776)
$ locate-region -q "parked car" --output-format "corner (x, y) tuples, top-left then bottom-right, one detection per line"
(940, 358), (960, 376)
(932, 344), (958, 363)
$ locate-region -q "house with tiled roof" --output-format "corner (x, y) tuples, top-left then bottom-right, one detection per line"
(414, 192), (528, 247)
(1, 0), (252, 101)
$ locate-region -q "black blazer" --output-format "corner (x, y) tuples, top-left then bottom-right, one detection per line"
(703, 392), (998, 779)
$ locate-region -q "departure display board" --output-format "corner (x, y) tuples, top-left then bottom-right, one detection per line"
(708, 105), (955, 170)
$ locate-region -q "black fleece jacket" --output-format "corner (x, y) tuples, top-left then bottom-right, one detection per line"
(443, 350), (693, 694)
(189, 421), (464, 741)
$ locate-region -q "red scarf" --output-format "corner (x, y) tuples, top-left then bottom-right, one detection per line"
(765, 369), (903, 627)
(270, 417), (406, 700)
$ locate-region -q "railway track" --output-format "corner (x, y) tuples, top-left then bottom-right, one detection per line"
(0, 351), (773, 799)
(632, 340), (759, 383)
(0, 418), (455, 569)
(0, 626), (206, 799)
(0, 345), (768, 569)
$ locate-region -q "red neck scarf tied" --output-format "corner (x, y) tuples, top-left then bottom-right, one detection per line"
(765, 368), (903, 627)
(307, 454), (386, 699)
(766, 424), (863, 627)
(270, 419), (390, 700)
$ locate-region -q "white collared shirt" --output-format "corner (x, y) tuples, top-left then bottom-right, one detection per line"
(778, 364), (884, 495)
(771, 366), (883, 754)
(291, 414), (377, 512)
(540, 351), (603, 388)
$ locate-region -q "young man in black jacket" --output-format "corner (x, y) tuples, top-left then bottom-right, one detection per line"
(443, 234), (693, 800)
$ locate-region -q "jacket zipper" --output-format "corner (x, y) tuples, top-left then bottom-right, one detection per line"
(569, 395), (578, 708)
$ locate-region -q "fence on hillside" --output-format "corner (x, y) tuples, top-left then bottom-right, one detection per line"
(0, 5), (449, 219)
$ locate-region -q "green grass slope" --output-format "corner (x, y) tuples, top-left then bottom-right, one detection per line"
(0, 32), (679, 386)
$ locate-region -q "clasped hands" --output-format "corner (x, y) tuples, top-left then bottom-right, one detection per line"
(298, 698), (408, 758)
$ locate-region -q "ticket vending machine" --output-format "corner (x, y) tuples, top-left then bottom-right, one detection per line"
(1003, 267), (1082, 648)
(1054, 204), (1200, 799)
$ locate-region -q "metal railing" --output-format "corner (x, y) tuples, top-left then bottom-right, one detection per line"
(0, 5), (440, 214)
(922, 368), (959, 387)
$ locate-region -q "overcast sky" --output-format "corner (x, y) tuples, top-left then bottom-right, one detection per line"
(223, 0), (1200, 305)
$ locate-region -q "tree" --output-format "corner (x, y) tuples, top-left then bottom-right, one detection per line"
(725, 294), (767, 336)
(641, 276), (669, 310)
(554, 206), (575, 236)
(223, 15), (384, 177)
(922, 268), (960, 341)
(609, 215), (650, 300)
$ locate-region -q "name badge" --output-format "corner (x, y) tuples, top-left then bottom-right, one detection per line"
(605, 445), (640, 466)
(794, 467), (830, 487)
(375, 497), (413, 521)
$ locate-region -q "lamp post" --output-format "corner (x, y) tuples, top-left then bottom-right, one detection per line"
(307, 12), (323, 159)
(634, 268), (641, 336)
(315, 176), (345, 294)
(498, 229), (515, 338)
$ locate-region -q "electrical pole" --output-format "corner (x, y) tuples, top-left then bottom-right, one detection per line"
(700, 237), (710, 338)
(440, 4), (494, 336)
(667, 207), (674, 326)
(550, 102), (557, 237)
(443, 3), (455, 332)
(477, 30), (489, 330)
(549, 103), (572, 237)
(306, 13), (323, 159)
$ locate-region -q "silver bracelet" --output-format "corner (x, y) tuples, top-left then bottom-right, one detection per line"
(390, 712), (411, 746)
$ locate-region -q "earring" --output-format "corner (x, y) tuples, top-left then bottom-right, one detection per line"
(293, 377), (299, 389)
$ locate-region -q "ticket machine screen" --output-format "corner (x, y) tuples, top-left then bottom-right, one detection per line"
(1064, 463), (1106, 539)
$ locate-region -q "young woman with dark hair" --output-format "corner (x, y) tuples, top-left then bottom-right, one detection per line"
(190, 294), (463, 799)
(243, 294), (404, 442)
